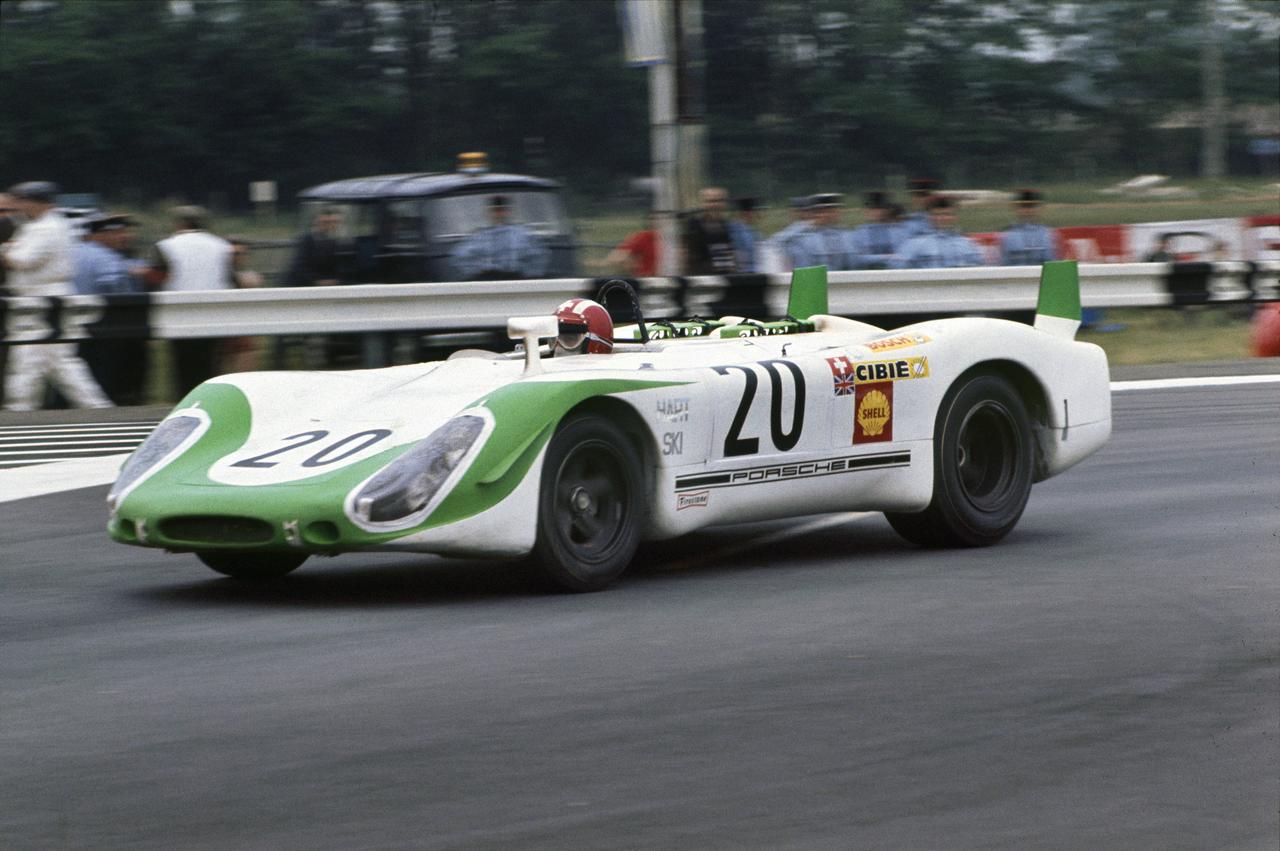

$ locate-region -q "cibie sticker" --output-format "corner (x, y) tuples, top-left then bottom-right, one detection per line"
(826, 356), (929, 395)
(677, 491), (710, 510)
(854, 381), (893, 443)
(864, 333), (930, 352)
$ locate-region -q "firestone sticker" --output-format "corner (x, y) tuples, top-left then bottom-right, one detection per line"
(677, 491), (709, 510)
(854, 381), (893, 443)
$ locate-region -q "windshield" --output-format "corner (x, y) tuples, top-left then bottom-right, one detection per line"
(298, 201), (372, 241)
(427, 191), (570, 240)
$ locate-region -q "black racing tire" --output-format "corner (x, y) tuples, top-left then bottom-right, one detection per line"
(532, 415), (644, 592)
(885, 373), (1034, 548)
(196, 551), (308, 580)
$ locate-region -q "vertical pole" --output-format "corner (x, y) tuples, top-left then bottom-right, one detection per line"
(1200, 0), (1227, 179)
(674, 0), (707, 215)
(650, 3), (680, 276)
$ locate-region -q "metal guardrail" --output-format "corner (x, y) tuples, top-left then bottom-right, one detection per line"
(1, 262), (1276, 343)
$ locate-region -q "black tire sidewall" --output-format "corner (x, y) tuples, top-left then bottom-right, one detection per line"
(932, 374), (1034, 545)
(533, 415), (643, 592)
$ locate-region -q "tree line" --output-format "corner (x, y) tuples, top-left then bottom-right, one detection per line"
(1, 0), (1275, 208)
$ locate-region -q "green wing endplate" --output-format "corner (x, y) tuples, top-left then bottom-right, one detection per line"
(787, 266), (829, 321)
(1034, 260), (1082, 339)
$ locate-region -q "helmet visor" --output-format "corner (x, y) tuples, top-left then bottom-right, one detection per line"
(556, 319), (588, 353)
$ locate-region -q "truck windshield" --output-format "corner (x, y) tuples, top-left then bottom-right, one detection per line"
(428, 191), (569, 240)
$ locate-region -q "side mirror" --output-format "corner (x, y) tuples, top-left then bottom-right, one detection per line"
(507, 315), (560, 376)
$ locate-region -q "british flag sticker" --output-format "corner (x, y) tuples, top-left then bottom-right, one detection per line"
(826, 355), (856, 396)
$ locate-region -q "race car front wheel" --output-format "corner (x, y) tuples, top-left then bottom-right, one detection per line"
(886, 373), (1034, 547)
(196, 551), (308, 580)
(533, 415), (643, 592)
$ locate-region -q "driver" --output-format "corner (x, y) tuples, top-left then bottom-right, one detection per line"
(551, 298), (613, 356)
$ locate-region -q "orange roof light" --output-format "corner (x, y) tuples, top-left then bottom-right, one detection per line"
(457, 152), (490, 175)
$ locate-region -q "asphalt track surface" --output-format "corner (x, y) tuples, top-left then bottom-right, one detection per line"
(2, 382), (1277, 849)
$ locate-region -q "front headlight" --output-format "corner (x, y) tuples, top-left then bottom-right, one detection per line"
(351, 415), (486, 525)
(106, 414), (205, 511)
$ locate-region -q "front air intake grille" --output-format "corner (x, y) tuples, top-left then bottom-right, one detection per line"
(158, 515), (275, 545)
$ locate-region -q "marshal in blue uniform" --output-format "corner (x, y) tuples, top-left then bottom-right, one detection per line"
(899, 177), (941, 241)
(787, 194), (853, 271)
(726, 197), (763, 273)
(1000, 189), (1058, 266)
(452, 195), (550, 280)
(893, 196), (985, 269)
(847, 191), (905, 269)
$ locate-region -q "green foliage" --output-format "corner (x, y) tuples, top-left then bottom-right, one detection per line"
(0, 0), (1275, 205)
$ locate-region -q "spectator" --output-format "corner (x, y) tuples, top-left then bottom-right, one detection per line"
(278, 207), (346, 368)
(681, 186), (737, 275)
(285, 206), (344, 286)
(0, 193), (17, 408)
(73, 213), (149, 404)
(0, 181), (112, 412)
(900, 177), (941, 240)
(893, 195), (985, 269)
(727, 197), (763, 273)
(1144, 235), (1175, 262)
(847, 191), (904, 269)
(452, 195), (549, 280)
(787, 193), (852, 270)
(601, 212), (659, 277)
(761, 196), (814, 272)
(221, 239), (264, 375)
(150, 205), (235, 397)
(73, 213), (146, 295)
(1000, 189), (1058, 266)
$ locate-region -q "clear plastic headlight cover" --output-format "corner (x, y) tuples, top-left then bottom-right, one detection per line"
(106, 413), (206, 510)
(350, 414), (487, 528)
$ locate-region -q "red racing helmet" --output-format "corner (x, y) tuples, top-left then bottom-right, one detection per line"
(553, 298), (613, 355)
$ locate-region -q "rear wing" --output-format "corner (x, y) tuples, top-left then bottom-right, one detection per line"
(786, 265), (830, 320)
(1034, 260), (1082, 339)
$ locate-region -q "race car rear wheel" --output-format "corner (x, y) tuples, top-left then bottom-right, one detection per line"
(196, 550), (308, 580)
(533, 415), (643, 592)
(886, 373), (1033, 547)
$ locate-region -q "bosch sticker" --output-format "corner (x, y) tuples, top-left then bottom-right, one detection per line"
(864, 333), (930, 352)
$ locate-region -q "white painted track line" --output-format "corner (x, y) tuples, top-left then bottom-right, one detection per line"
(1110, 374), (1280, 392)
(0, 453), (129, 504)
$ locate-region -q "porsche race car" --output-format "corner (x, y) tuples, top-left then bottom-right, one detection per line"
(107, 262), (1111, 591)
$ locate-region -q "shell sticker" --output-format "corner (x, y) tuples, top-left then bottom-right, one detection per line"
(854, 381), (893, 443)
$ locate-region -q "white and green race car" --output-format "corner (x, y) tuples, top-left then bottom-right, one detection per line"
(107, 262), (1110, 591)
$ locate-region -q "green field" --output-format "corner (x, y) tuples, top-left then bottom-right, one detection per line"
(1077, 308), (1258, 365)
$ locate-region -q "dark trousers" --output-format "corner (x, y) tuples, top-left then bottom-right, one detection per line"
(171, 339), (218, 400)
(81, 339), (149, 406)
